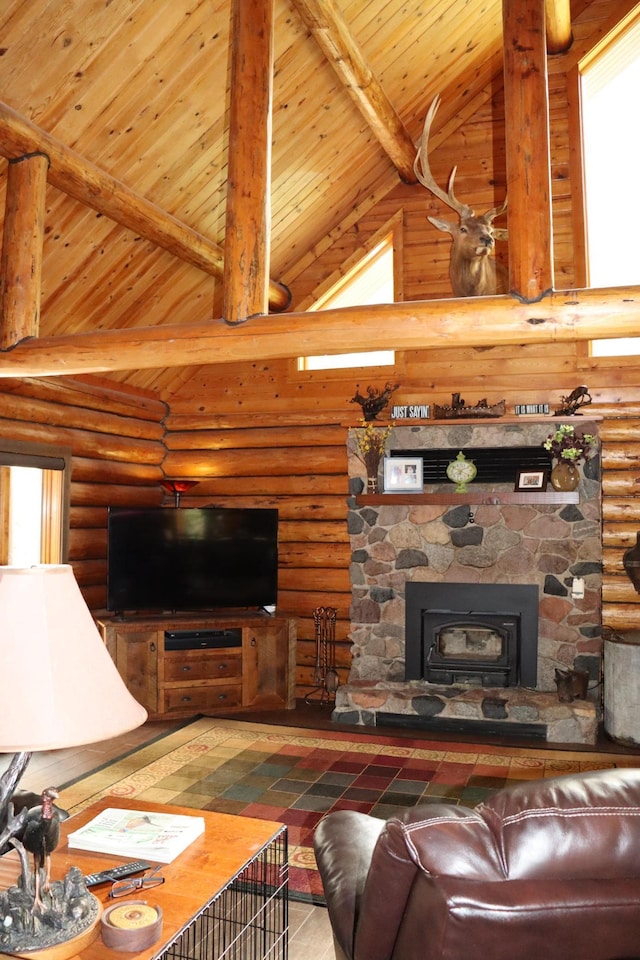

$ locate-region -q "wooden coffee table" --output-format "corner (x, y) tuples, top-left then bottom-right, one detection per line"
(0, 796), (288, 960)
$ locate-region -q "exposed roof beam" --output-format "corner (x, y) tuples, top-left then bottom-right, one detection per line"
(546, 0), (573, 54)
(0, 153), (48, 348)
(0, 285), (636, 378)
(504, 0), (553, 299)
(223, 0), (275, 323)
(291, 0), (418, 184)
(0, 101), (291, 312)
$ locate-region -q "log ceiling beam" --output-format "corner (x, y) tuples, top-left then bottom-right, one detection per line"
(223, 0), (275, 323)
(545, 0), (573, 54)
(503, 0), (554, 300)
(290, 0), (418, 184)
(0, 101), (291, 313)
(0, 153), (49, 349)
(0, 285), (636, 378)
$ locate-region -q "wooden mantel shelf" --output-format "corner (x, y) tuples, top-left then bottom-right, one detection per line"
(356, 490), (580, 506)
(344, 415), (602, 429)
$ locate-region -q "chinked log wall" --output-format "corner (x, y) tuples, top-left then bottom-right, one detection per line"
(0, 368), (638, 698)
(161, 411), (352, 689)
(0, 1), (638, 697)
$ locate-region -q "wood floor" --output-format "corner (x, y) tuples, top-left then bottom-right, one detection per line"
(6, 702), (640, 960)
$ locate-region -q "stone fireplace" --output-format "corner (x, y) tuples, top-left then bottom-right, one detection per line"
(334, 419), (602, 744)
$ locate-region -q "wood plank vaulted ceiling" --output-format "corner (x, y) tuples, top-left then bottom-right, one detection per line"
(0, 0), (633, 395)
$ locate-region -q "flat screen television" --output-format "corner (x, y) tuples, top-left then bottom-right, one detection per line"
(107, 506), (278, 614)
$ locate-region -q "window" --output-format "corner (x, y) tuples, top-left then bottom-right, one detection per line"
(299, 236), (396, 371)
(582, 13), (640, 356)
(0, 443), (70, 565)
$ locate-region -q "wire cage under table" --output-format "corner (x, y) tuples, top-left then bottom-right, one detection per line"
(159, 827), (288, 960)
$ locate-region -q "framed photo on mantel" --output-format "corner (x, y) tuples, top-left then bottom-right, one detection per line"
(515, 468), (548, 491)
(383, 457), (424, 493)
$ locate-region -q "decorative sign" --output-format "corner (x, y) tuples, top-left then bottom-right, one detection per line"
(514, 403), (550, 415)
(390, 404), (430, 420)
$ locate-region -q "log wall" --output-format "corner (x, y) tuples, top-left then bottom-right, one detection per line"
(0, 377), (166, 610)
(1, 356), (638, 699)
(163, 353), (640, 697)
(0, 0), (637, 701)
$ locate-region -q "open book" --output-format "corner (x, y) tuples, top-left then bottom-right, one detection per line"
(67, 808), (205, 863)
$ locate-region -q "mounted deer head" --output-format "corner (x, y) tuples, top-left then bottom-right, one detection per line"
(415, 95), (508, 298)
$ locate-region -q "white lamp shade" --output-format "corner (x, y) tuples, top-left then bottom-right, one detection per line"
(0, 565), (147, 751)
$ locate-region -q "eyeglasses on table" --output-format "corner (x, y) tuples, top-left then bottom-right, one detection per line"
(109, 866), (165, 899)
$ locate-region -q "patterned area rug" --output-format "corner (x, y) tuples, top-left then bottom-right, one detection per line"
(61, 718), (637, 904)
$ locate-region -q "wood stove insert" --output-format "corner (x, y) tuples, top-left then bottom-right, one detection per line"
(405, 582), (539, 688)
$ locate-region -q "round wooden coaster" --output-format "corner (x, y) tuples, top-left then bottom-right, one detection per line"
(101, 900), (163, 952)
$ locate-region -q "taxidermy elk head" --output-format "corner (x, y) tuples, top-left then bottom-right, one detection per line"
(414, 95), (508, 298)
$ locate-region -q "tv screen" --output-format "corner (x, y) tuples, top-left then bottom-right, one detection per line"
(107, 507), (278, 614)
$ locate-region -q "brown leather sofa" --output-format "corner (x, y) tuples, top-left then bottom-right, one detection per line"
(313, 767), (640, 960)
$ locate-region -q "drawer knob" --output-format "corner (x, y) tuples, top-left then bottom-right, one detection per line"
(217, 693), (227, 701)
(181, 665), (192, 672)
(181, 696), (192, 703)
(218, 663), (227, 670)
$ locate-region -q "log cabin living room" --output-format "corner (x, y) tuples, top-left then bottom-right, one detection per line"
(2, 1), (640, 958)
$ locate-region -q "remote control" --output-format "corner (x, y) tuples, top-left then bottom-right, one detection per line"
(83, 860), (152, 888)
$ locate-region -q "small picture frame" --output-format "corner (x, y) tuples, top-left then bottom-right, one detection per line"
(383, 457), (424, 493)
(515, 469), (548, 491)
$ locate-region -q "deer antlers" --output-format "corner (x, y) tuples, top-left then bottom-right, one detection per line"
(414, 95), (475, 219)
(414, 95), (508, 297)
(414, 94), (508, 224)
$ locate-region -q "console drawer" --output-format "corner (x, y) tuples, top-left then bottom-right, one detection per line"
(163, 682), (242, 714)
(164, 652), (242, 682)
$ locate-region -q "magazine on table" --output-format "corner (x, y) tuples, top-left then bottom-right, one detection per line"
(67, 808), (205, 863)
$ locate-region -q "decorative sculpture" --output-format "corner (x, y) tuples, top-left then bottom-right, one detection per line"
(554, 667), (589, 703)
(0, 774), (98, 953)
(433, 392), (506, 419)
(554, 385), (592, 416)
(350, 382), (399, 421)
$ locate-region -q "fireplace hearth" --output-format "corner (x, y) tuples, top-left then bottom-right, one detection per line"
(405, 582), (538, 687)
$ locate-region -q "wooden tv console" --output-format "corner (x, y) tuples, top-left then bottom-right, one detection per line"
(97, 612), (296, 720)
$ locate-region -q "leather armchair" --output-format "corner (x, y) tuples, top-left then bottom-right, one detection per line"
(313, 767), (640, 960)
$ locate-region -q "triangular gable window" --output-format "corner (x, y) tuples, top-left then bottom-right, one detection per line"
(299, 237), (395, 371)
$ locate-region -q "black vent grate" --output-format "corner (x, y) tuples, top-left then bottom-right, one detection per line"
(390, 446), (552, 485)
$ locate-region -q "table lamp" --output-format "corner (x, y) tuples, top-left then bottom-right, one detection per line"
(0, 564), (148, 956)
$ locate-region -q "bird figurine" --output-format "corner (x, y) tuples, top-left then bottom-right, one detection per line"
(22, 787), (61, 912)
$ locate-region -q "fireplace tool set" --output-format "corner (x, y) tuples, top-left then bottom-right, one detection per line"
(305, 606), (339, 705)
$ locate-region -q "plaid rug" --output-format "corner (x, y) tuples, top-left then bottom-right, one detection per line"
(60, 717), (637, 904)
